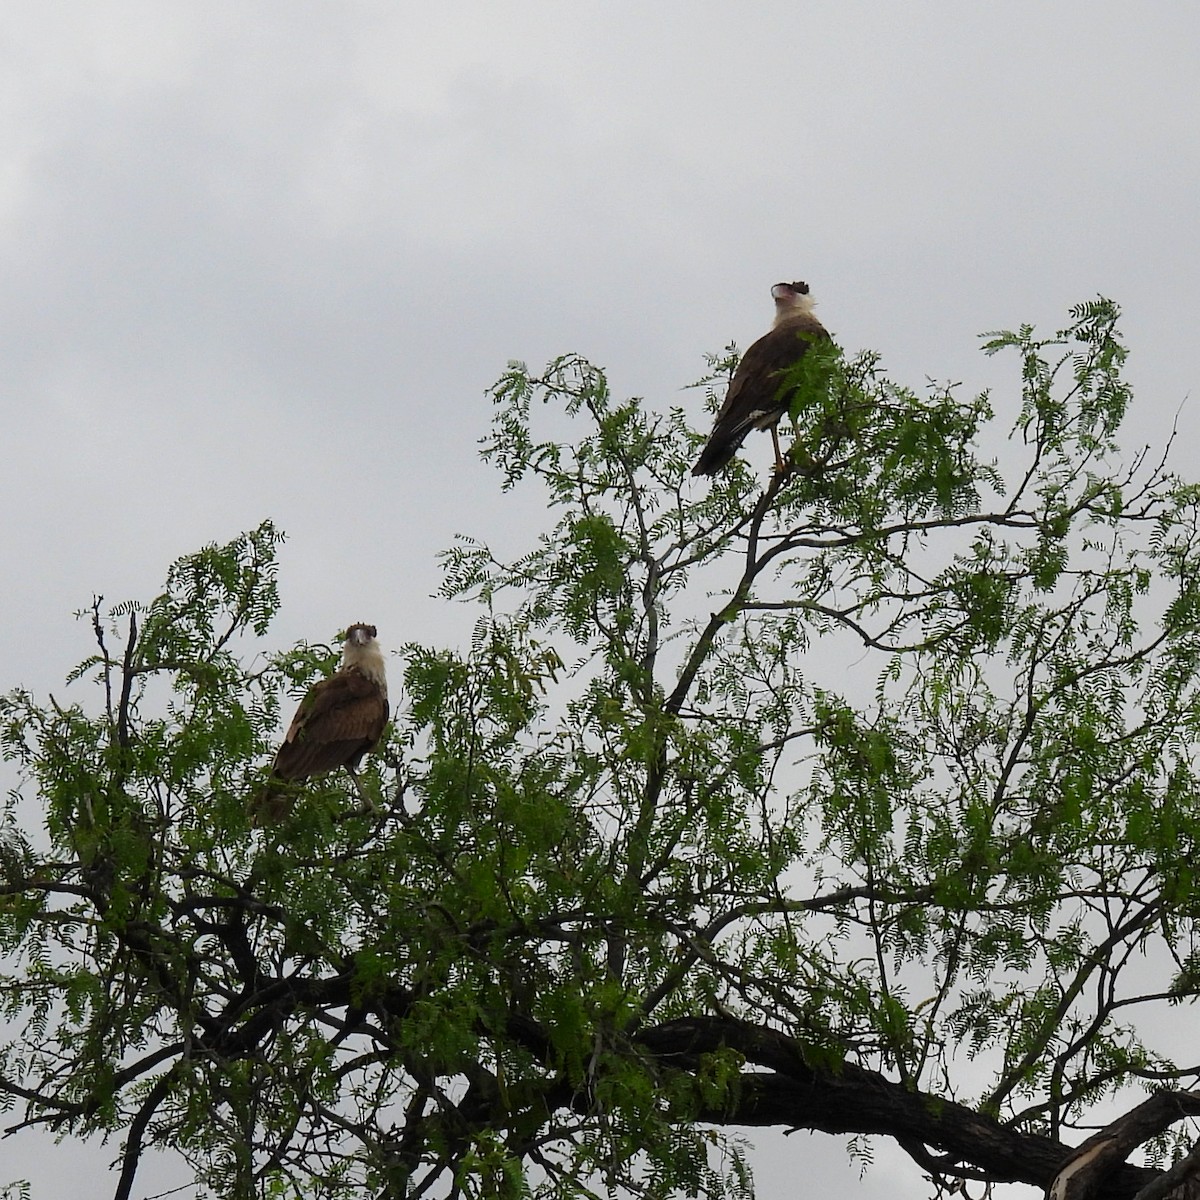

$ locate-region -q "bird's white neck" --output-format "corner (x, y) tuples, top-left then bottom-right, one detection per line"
(344, 641), (388, 692)
(773, 293), (818, 328)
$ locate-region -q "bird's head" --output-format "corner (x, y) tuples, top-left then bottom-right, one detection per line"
(341, 623), (387, 689)
(770, 280), (817, 326)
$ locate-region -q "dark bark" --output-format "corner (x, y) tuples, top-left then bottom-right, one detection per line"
(636, 1016), (1195, 1200)
(1048, 1094), (1200, 1200)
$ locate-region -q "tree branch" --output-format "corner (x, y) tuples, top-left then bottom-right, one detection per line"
(636, 1016), (1182, 1200)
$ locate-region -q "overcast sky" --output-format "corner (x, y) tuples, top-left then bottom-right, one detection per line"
(2, 3), (1199, 1196)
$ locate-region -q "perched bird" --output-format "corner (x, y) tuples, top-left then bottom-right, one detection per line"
(251, 623), (389, 823)
(692, 280), (831, 476)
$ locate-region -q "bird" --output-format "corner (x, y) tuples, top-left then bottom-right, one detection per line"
(251, 622), (389, 823)
(691, 280), (831, 476)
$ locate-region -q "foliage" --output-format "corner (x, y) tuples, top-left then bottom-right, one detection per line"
(3, 300), (1200, 1199)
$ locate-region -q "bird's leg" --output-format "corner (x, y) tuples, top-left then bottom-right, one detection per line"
(346, 767), (379, 816)
(770, 426), (786, 475)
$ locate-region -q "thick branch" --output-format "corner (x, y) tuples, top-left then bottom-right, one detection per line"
(1050, 1094), (1200, 1200)
(636, 1017), (1172, 1200)
(114, 1070), (172, 1200)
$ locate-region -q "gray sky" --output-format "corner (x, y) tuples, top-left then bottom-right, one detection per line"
(2, 3), (1199, 1196)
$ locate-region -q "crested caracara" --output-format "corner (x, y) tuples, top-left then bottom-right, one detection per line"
(251, 622), (389, 823)
(692, 280), (830, 476)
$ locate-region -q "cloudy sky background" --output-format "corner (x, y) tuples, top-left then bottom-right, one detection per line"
(2, 2), (1199, 1196)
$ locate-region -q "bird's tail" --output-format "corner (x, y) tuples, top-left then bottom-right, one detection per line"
(692, 420), (755, 476)
(247, 776), (296, 827)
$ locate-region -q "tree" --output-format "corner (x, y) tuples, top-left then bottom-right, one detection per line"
(3, 299), (1200, 1200)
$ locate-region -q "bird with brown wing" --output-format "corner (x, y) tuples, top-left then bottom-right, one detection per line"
(692, 280), (831, 476)
(250, 622), (389, 824)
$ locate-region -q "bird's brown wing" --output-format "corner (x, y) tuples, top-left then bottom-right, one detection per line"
(272, 669), (389, 781)
(692, 316), (829, 475)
